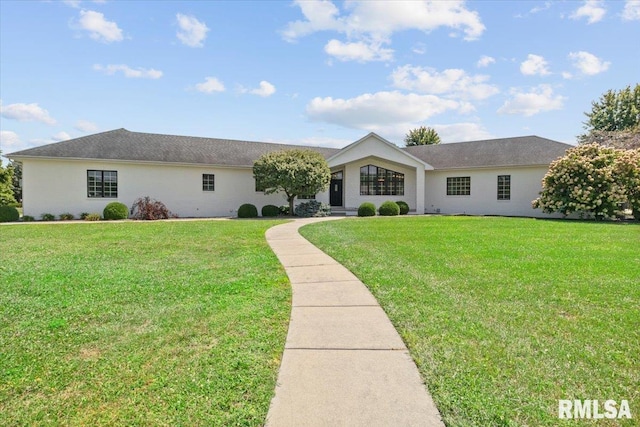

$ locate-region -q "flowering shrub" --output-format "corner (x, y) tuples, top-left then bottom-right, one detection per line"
(533, 143), (639, 220)
(613, 148), (640, 219)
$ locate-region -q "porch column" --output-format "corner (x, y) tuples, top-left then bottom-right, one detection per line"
(414, 166), (425, 214)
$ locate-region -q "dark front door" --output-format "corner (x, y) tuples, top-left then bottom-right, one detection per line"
(330, 171), (343, 207)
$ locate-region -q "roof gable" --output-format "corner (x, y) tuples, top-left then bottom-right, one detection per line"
(327, 132), (433, 170)
(403, 136), (573, 169)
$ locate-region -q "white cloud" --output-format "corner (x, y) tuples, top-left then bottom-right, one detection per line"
(520, 54), (551, 76)
(195, 77), (225, 94)
(76, 10), (123, 43)
(324, 39), (394, 62)
(176, 13), (209, 48)
(240, 80), (276, 97)
(529, 1), (552, 14)
(390, 65), (499, 100)
(568, 51), (610, 75)
(476, 55), (495, 68)
(562, 71), (573, 79)
(64, 0), (82, 8)
(297, 136), (352, 149)
(497, 85), (565, 116)
(306, 91), (464, 130)
(0, 101), (56, 125)
(570, 0), (606, 24)
(74, 120), (99, 133)
(282, 1), (485, 61)
(622, 1), (640, 21)
(433, 123), (493, 142)
(93, 64), (163, 79)
(0, 130), (21, 149)
(52, 131), (71, 141)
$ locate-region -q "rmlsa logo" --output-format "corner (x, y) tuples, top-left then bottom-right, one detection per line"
(558, 399), (632, 419)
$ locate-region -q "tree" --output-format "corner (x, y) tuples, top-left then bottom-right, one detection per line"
(532, 143), (640, 220)
(404, 126), (441, 146)
(253, 149), (331, 216)
(582, 84), (640, 134)
(9, 160), (22, 202)
(0, 151), (17, 205)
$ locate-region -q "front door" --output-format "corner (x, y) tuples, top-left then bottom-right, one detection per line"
(330, 171), (343, 207)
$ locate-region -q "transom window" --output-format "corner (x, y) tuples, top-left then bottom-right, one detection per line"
(87, 170), (117, 198)
(446, 176), (470, 196)
(497, 175), (511, 200)
(202, 174), (215, 191)
(360, 165), (404, 196)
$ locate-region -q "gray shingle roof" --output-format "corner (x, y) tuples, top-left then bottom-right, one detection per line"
(8, 129), (572, 170)
(7, 128), (341, 167)
(403, 136), (572, 169)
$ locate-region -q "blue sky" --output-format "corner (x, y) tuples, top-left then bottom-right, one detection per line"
(1, 0), (639, 158)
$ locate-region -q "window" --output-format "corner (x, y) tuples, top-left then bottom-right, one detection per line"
(202, 174), (215, 191)
(360, 165), (404, 195)
(446, 177), (470, 196)
(87, 170), (117, 198)
(497, 175), (511, 200)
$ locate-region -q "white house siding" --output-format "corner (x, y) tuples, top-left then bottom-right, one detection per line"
(337, 158), (418, 211)
(327, 134), (428, 213)
(20, 158), (290, 218)
(424, 166), (551, 217)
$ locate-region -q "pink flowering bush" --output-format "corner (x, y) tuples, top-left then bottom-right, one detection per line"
(532, 143), (640, 220)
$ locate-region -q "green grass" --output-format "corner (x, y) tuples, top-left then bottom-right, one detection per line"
(0, 220), (289, 426)
(300, 216), (640, 426)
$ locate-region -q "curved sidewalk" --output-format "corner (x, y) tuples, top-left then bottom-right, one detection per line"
(265, 218), (443, 427)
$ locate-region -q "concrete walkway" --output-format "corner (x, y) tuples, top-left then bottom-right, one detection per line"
(265, 218), (444, 427)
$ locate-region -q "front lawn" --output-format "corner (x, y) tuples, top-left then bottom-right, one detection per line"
(301, 216), (639, 426)
(0, 220), (289, 426)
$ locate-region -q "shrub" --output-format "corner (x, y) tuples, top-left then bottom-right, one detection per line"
(261, 204), (280, 217)
(378, 201), (400, 216)
(79, 212), (90, 220)
(41, 213), (55, 221)
(357, 202), (376, 217)
(294, 200), (331, 217)
(22, 215), (35, 222)
(396, 201), (410, 215)
(84, 213), (101, 221)
(238, 203), (258, 218)
(59, 213), (75, 221)
(279, 205), (290, 216)
(103, 201), (129, 220)
(130, 196), (175, 220)
(0, 205), (20, 222)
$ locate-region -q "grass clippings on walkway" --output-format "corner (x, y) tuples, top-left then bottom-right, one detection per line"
(0, 220), (289, 426)
(301, 216), (639, 426)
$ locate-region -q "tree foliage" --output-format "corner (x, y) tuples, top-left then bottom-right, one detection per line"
(533, 143), (640, 220)
(0, 151), (17, 205)
(10, 160), (22, 202)
(404, 126), (441, 146)
(253, 149), (330, 216)
(583, 84), (640, 133)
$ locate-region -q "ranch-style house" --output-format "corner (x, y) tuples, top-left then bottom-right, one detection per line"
(6, 128), (572, 218)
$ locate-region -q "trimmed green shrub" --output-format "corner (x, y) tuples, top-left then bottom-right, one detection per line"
(357, 202), (376, 217)
(0, 205), (20, 222)
(396, 201), (410, 215)
(22, 215), (35, 222)
(294, 200), (331, 217)
(59, 213), (75, 221)
(103, 202), (128, 220)
(238, 203), (258, 218)
(261, 204), (280, 217)
(41, 213), (55, 221)
(378, 201), (400, 216)
(84, 213), (101, 221)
